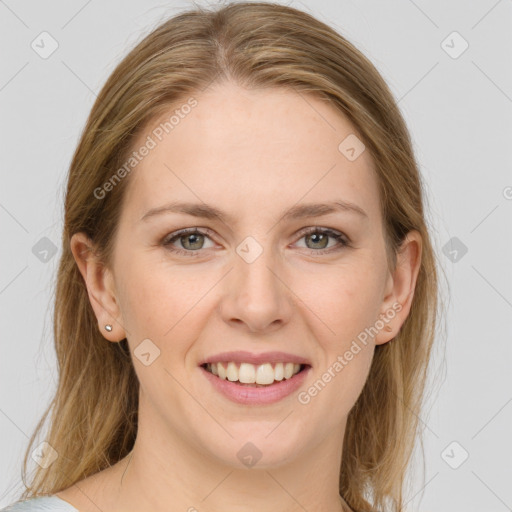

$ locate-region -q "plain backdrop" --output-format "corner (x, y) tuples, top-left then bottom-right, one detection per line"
(1, 1), (511, 511)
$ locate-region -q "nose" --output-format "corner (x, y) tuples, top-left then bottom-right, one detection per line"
(219, 243), (293, 334)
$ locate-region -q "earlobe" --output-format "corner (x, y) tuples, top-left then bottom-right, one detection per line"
(374, 230), (422, 345)
(69, 232), (126, 342)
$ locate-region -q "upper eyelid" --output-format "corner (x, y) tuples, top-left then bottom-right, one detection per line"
(162, 227), (215, 244)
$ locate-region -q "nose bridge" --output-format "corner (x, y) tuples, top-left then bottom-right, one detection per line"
(234, 234), (281, 300)
(220, 234), (292, 331)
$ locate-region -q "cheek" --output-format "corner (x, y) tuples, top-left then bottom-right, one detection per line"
(293, 259), (385, 345)
(297, 272), (379, 420)
(116, 258), (214, 349)
(292, 260), (383, 408)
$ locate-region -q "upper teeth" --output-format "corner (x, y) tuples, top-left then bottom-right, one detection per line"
(206, 362), (302, 384)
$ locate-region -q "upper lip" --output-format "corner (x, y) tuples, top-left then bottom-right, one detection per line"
(199, 351), (312, 367)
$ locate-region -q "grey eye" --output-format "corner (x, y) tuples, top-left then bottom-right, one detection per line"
(304, 232), (330, 250)
(179, 233), (205, 250)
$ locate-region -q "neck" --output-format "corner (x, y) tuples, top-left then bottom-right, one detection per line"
(103, 406), (348, 512)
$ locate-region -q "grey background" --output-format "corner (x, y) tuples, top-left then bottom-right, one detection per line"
(1, 0), (511, 510)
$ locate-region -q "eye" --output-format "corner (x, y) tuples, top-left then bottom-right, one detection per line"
(161, 226), (350, 257)
(162, 228), (215, 257)
(294, 227), (350, 255)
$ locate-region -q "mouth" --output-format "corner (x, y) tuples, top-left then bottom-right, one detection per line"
(201, 361), (310, 387)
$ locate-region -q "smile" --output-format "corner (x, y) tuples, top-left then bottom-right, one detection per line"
(200, 361), (311, 405)
(204, 361), (303, 386)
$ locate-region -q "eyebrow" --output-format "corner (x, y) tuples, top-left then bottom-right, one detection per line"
(140, 200), (368, 224)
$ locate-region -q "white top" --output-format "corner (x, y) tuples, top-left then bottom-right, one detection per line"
(0, 496), (78, 512)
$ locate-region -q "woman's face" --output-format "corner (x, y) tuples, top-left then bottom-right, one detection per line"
(76, 82), (418, 471)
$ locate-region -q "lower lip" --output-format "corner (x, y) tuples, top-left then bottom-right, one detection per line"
(200, 365), (311, 405)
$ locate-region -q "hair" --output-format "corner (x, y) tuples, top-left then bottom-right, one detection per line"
(16, 2), (444, 511)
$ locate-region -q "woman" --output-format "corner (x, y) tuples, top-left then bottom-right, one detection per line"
(2, 2), (440, 511)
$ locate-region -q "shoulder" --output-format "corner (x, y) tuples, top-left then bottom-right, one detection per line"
(0, 496), (79, 512)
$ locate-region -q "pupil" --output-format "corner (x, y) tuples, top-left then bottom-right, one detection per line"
(308, 233), (327, 249)
(184, 233), (202, 249)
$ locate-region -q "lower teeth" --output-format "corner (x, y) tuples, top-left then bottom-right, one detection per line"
(235, 381), (275, 387)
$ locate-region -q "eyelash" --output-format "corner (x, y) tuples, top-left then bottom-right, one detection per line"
(161, 227), (351, 257)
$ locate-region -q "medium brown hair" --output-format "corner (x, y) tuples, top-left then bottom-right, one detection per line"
(17, 3), (443, 510)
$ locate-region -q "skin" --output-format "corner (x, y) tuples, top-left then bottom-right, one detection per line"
(63, 81), (422, 512)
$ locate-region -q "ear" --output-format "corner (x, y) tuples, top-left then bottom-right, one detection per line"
(374, 230), (422, 345)
(70, 232), (126, 342)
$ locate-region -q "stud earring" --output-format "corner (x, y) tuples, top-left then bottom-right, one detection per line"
(104, 324), (113, 332)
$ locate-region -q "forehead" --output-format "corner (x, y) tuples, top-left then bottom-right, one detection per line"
(121, 82), (381, 226)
